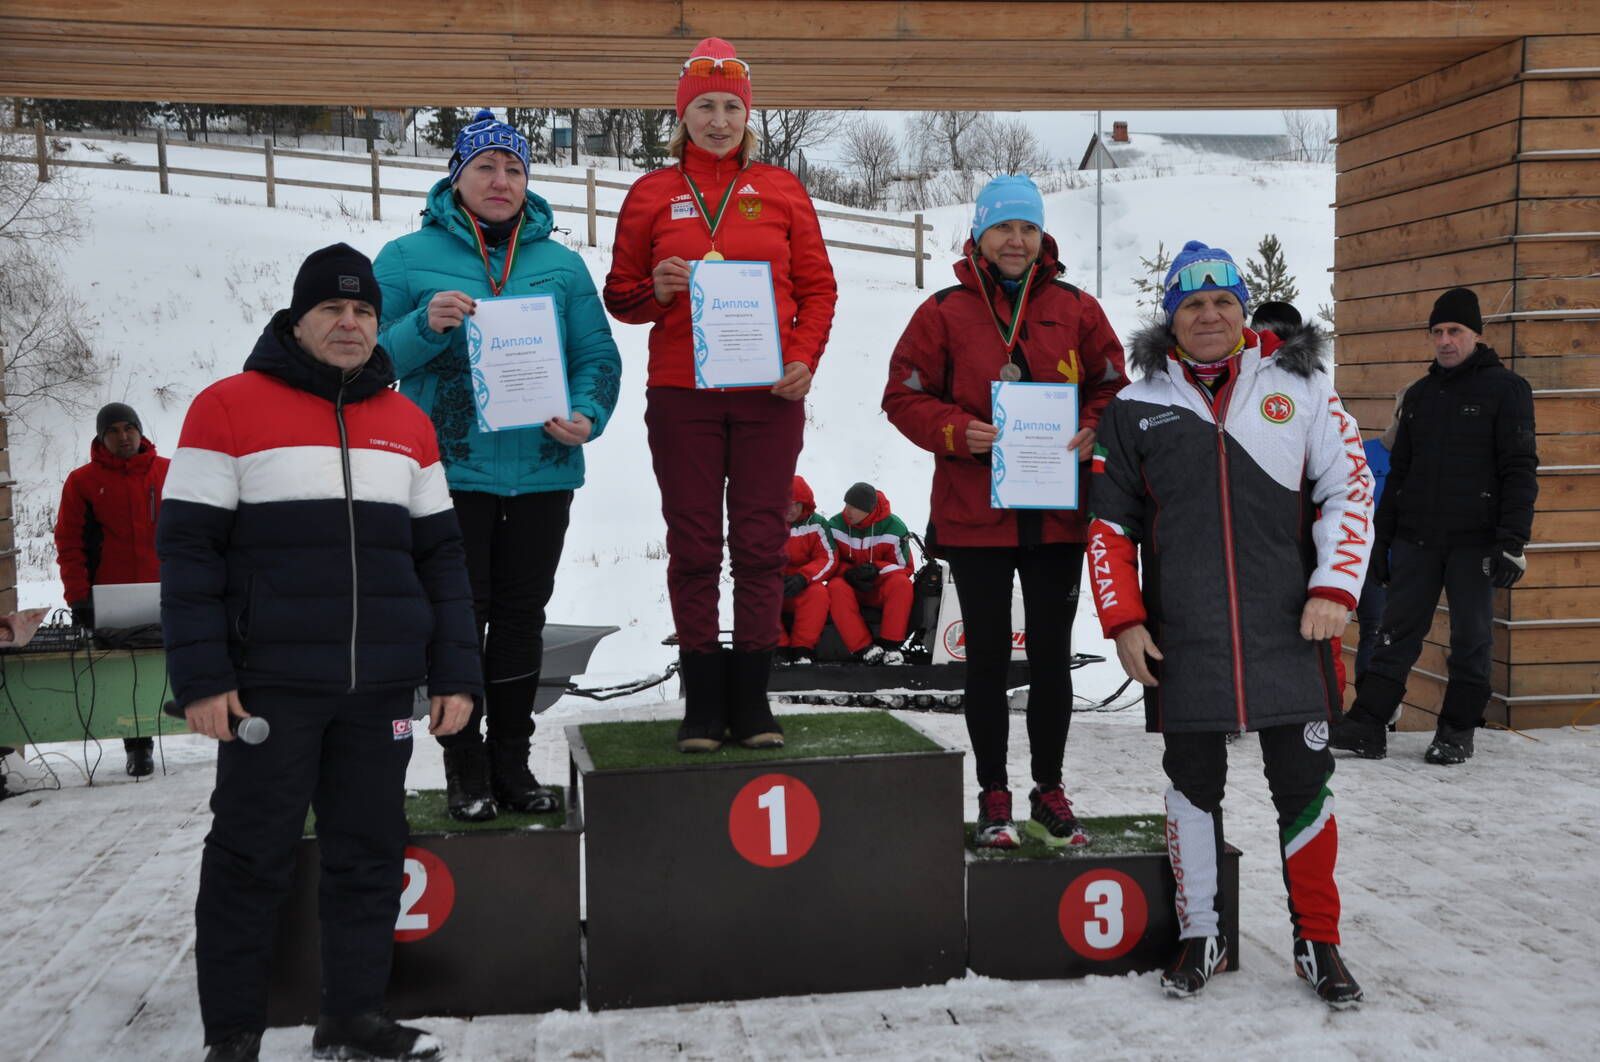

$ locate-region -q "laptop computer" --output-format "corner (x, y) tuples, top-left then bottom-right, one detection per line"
(91, 582), (162, 629)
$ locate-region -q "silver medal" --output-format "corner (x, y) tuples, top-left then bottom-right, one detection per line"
(999, 363), (1023, 383)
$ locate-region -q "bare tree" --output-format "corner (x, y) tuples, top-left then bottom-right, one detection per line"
(755, 109), (845, 168)
(1281, 110), (1334, 163)
(840, 117), (899, 209)
(0, 131), (99, 427)
(969, 115), (1052, 177)
(906, 111), (983, 172)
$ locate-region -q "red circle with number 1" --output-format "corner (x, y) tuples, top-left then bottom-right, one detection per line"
(1058, 868), (1148, 960)
(728, 773), (821, 867)
(393, 845), (456, 942)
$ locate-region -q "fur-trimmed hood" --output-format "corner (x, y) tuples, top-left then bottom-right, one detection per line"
(1126, 320), (1329, 380)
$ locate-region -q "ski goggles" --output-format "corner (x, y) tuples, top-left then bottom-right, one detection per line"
(681, 55), (752, 80)
(1166, 259), (1242, 294)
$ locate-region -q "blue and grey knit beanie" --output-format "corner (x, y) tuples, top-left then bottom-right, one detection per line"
(1161, 240), (1250, 323)
(449, 109), (531, 184)
(971, 174), (1045, 244)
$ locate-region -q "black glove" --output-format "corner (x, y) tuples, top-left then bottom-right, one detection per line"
(844, 563), (879, 591)
(1369, 542), (1391, 588)
(1490, 545), (1527, 589)
(783, 574), (807, 597)
(69, 600), (94, 629)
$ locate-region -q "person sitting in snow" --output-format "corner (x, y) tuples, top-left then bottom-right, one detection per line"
(825, 482), (914, 666)
(778, 475), (835, 667)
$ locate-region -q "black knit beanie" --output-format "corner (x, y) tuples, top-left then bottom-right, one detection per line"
(844, 482), (877, 512)
(1428, 287), (1483, 333)
(289, 243), (381, 325)
(96, 402), (141, 436)
(1250, 301), (1302, 334)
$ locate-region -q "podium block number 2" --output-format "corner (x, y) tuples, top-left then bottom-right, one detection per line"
(1057, 869), (1148, 961)
(393, 845), (456, 943)
(729, 773), (821, 868)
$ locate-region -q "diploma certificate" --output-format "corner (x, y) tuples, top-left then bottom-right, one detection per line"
(689, 260), (784, 389)
(465, 294), (571, 431)
(990, 382), (1080, 510)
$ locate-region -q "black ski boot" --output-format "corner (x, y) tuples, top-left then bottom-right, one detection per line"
(312, 1011), (441, 1060)
(677, 650), (730, 753)
(124, 737), (154, 777)
(729, 648), (784, 749)
(442, 742), (498, 822)
(488, 737), (561, 813)
(1424, 722), (1476, 766)
(205, 1030), (262, 1062)
(1162, 935), (1228, 998)
(1294, 938), (1364, 1009)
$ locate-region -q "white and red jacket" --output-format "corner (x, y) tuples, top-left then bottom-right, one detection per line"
(603, 141), (838, 389)
(785, 476), (836, 584)
(1088, 323), (1372, 733)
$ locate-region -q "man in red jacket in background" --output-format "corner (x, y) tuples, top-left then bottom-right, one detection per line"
(55, 402), (170, 777)
(778, 476), (835, 666)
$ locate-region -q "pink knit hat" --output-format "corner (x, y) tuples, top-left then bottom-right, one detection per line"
(676, 38), (752, 119)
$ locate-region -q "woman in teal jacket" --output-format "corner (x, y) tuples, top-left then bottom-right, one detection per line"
(375, 109), (622, 823)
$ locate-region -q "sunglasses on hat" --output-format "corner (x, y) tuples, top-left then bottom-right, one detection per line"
(681, 55), (752, 79)
(1167, 259), (1241, 293)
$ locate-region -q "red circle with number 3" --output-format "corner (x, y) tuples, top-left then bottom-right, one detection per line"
(728, 773), (821, 868)
(1058, 869), (1148, 960)
(393, 845), (456, 943)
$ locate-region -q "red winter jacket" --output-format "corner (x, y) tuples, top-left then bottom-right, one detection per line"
(603, 141), (838, 389)
(785, 476), (836, 583)
(55, 437), (169, 605)
(881, 237), (1127, 548)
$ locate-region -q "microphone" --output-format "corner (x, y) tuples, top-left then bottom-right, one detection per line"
(163, 700), (270, 745)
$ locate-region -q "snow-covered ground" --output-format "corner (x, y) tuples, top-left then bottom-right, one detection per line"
(12, 141), (1593, 1061)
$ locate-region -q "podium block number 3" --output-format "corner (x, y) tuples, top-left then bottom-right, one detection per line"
(729, 773), (821, 867)
(394, 845), (457, 943)
(1057, 869), (1148, 961)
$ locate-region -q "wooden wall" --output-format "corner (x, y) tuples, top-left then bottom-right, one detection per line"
(0, 364), (15, 616)
(1334, 36), (1600, 731)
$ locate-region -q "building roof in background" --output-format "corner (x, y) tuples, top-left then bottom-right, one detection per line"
(1079, 131), (1299, 170)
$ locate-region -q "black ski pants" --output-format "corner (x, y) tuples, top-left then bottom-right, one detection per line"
(195, 687), (413, 1043)
(945, 543), (1083, 791)
(440, 489), (573, 749)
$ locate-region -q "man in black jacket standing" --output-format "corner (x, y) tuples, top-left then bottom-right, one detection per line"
(160, 244), (481, 1062)
(1331, 287), (1539, 765)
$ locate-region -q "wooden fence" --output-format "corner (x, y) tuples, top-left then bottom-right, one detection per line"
(2, 125), (934, 288)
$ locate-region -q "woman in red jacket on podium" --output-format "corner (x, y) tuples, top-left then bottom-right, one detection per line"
(604, 37), (837, 754)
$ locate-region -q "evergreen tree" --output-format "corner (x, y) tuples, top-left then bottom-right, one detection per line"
(1132, 242), (1172, 314)
(1244, 233), (1300, 304)
(425, 107), (467, 151)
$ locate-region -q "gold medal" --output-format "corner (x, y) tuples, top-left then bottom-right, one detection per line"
(703, 250), (724, 262)
(999, 363), (1023, 382)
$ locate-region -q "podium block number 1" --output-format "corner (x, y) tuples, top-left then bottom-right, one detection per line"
(729, 773), (821, 868)
(1057, 868), (1148, 961)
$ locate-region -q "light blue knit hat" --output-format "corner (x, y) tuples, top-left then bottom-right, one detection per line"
(971, 174), (1045, 243)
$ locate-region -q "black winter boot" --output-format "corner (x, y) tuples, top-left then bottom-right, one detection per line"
(312, 1010), (441, 1060)
(1331, 672), (1407, 759)
(1294, 938), (1364, 1008)
(729, 649), (784, 749)
(124, 736), (154, 777)
(488, 737), (560, 813)
(1424, 721), (1476, 765)
(677, 650), (730, 753)
(1328, 713), (1386, 759)
(205, 1030), (262, 1062)
(1161, 935), (1228, 998)
(442, 742), (498, 822)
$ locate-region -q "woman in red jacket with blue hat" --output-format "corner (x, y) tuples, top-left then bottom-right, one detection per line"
(604, 37), (837, 753)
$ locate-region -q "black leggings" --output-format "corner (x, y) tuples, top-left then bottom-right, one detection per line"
(439, 489), (572, 749)
(944, 543), (1084, 790)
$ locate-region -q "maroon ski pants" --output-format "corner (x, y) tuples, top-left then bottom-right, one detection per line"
(645, 387), (805, 654)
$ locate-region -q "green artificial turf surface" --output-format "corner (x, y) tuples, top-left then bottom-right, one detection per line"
(305, 787), (568, 837)
(965, 813), (1168, 859)
(579, 711), (940, 771)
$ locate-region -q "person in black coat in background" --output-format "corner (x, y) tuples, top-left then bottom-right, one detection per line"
(160, 244), (481, 1062)
(1331, 287), (1539, 765)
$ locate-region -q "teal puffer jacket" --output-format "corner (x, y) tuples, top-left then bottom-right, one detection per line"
(374, 179), (622, 495)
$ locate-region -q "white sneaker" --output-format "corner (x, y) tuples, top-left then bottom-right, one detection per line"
(882, 649), (905, 666)
(860, 645), (886, 665)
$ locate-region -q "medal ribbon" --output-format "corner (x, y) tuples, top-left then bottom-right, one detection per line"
(971, 254), (1038, 354)
(681, 164), (748, 254)
(461, 206), (524, 296)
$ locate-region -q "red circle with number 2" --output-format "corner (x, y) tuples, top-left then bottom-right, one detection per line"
(1058, 869), (1148, 960)
(728, 773), (821, 868)
(393, 845), (456, 942)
